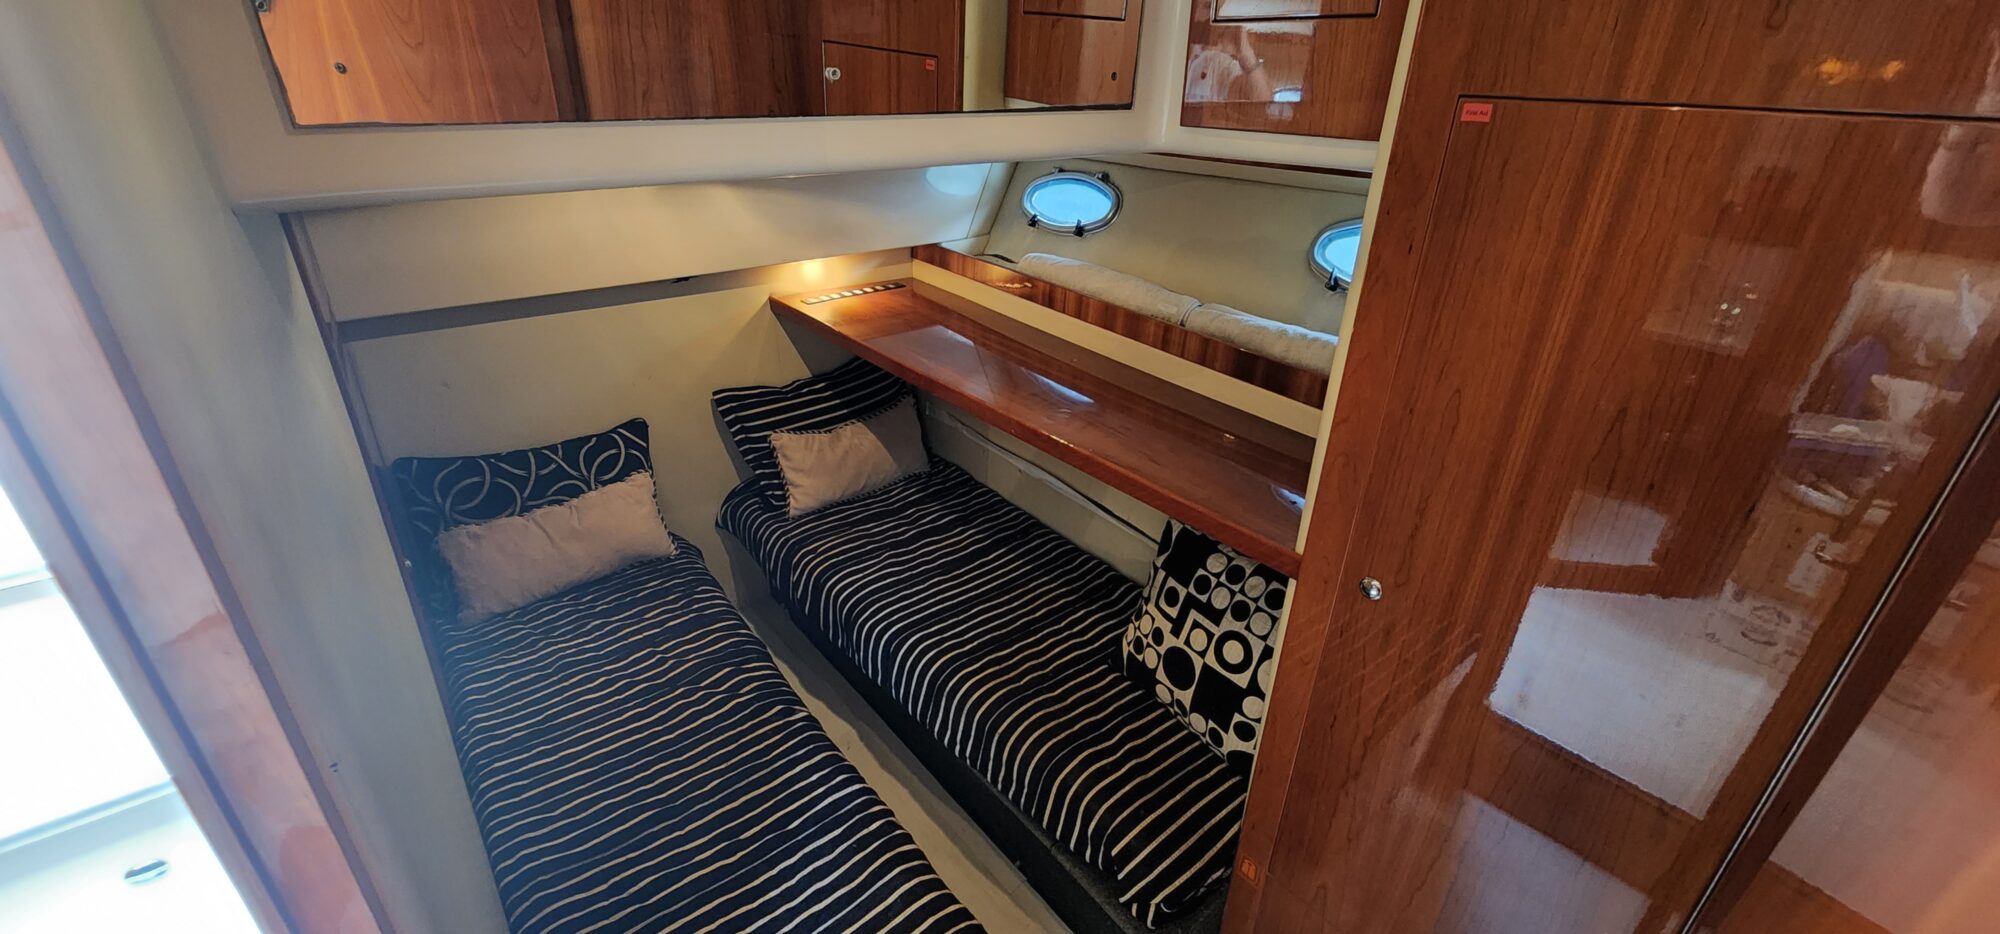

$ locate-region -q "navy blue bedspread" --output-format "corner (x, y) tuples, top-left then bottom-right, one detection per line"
(431, 538), (981, 933)
(719, 465), (1245, 928)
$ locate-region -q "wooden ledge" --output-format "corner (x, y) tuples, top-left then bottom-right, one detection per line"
(914, 244), (1332, 407)
(774, 278), (1311, 576)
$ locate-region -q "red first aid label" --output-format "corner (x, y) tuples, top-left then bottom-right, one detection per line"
(1460, 101), (1493, 123)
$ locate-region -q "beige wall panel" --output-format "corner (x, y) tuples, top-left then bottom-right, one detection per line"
(984, 157), (1363, 333)
(300, 165), (1001, 320)
(344, 254), (909, 593)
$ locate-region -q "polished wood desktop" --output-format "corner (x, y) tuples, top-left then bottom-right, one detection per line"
(774, 279), (1313, 575)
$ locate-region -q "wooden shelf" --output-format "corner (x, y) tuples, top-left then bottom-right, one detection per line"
(774, 279), (1312, 576)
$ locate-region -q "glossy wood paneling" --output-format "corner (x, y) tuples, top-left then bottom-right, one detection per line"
(823, 42), (941, 115)
(567, 0), (812, 120)
(1180, 0), (1408, 139)
(915, 245), (1331, 405)
(773, 280), (1313, 574)
(1442, 0), (2000, 119)
(0, 128), (379, 931)
(1698, 419), (2000, 933)
(1228, 97), (2000, 934)
(815, 0), (963, 112)
(256, 0), (560, 126)
(1005, 0), (1144, 106)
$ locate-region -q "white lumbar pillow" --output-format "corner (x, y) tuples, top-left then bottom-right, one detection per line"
(435, 470), (676, 622)
(768, 396), (930, 517)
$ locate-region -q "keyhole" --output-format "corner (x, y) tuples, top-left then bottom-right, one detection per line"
(333, 61), (348, 74)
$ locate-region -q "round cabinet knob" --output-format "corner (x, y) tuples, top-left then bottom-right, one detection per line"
(824, 66), (843, 82)
(1359, 577), (1385, 601)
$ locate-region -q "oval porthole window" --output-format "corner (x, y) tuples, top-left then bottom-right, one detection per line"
(1022, 169), (1122, 237)
(1309, 219), (1365, 290)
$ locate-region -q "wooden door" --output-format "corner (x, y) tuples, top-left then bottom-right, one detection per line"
(822, 42), (941, 115)
(1243, 99), (2000, 932)
(256, 0), (561, 125)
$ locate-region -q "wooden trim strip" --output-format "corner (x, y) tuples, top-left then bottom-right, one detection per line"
(913, 244), (1332, 406)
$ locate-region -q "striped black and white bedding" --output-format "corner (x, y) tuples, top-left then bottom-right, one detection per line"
(431, 537), (981, 934)
(719, 464), (1247, 928)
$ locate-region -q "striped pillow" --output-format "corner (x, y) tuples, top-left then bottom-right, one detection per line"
(712, 359), (915, 506)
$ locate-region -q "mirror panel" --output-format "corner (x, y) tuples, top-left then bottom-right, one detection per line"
(255, 0), (1145, 126)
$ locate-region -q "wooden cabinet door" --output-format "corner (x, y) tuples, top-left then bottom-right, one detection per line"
(822, 42), (941, 115)
(1249, 99), (2000, 932)
(256, 0), (560, 125)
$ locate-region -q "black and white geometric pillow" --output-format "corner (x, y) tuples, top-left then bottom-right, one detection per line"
(712, 358), (915, 508)
(387, 418), (653, 623)
(1123, 520), (1288, 770)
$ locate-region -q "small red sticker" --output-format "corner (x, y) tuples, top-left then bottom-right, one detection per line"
(925, 58), (937, 71)
(1460, 101), (1493, 123)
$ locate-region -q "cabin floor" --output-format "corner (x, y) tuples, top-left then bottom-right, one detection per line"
(722, 553), (1072, 933)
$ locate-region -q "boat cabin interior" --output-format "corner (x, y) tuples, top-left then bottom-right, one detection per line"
(1, 2), (1998, 932)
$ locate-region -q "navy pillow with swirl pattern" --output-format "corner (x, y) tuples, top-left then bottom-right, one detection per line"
(388, 418), (652, 622)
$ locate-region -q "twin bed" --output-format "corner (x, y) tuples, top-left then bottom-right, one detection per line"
(392, 362), (1249, 933)
(719, 462), (1245, 931)
(431, 546), (978, 933)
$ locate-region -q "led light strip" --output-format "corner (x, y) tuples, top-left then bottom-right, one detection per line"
(800, 282), (907, 305)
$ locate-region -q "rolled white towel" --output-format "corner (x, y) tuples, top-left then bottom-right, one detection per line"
(1018, 253), (1201, 326)
(1185, 303), (1340, 374)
